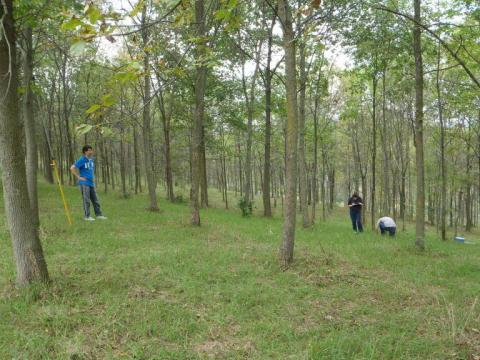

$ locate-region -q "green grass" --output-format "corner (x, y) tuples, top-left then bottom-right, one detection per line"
(0, 182), (479, 359)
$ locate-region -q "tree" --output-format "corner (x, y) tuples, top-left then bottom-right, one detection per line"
(278, 0), (298, 267)
(413, 0), (425, 250)
(141, 4), (160, 211)
(190, 0), (207, 226)
(0, 0), (49, 285)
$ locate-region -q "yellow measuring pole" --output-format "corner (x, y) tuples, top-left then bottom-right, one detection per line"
(51, 160), (73, 225)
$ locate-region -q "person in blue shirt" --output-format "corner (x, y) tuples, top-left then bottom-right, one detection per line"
(70, 145), (107, 221)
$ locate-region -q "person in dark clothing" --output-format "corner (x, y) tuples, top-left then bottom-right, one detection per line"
(347, 191), (364, 233)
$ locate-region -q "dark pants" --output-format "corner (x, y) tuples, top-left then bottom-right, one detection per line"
(379, 222), (396, 236)
(80, 185), (102, 218)
(350, 210), (363, 232)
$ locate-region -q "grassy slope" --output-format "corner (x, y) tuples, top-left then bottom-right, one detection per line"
(0, 183), (479, 359)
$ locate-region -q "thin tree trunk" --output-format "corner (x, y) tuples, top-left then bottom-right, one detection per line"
(241, 38), (261, 208)
(190, 0), (207, 226)
(221, 128), (229, 209)
(466, 152), (473, 231)
(311, 92), (319, 224)
(200, 126), (208, 207)
(298, 27), (310, 228)
(141, 6), (159, 211)
(262, 13), (275, 218)
(381, 70), (389, 215)
(22, 26), (39, 227)
(120, 129), (128, 198)
(133, 125), (141, 194)
(436, 39), (447, 241)
(329, 167), (335, 210)
(60, 53), (74, 185)
(371, 74), (378, 230)
(413, 0), (426, 250)
(278, 0), (298, 267)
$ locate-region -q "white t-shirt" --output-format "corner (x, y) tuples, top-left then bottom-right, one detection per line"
(377, 217), (396, 228)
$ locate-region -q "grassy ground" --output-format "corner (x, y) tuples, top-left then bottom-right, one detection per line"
(0, 182), (479, 359)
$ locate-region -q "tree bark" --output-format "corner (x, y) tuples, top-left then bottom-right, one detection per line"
(156, 87), (175, 202)
(190, 0), (207, 226)
(381, 70), (390, 215)
(200, 126), (208, 207)
(436, 39), (447, 240)
(298, 29), (310, 228)
(413, 0), (425, 250)
(371, 74), (378, 230)
(133, 125), (141, 194)
(262, 13), (275, 218)
(22, 26), (39, 227)
(240, 37), (261, 207)
(0, 1), (49, 285)
(311, 87), (319, 224)
(141, 6), (159, 211)
(278, 0), (298, 267)
(466, 151), (473, 231)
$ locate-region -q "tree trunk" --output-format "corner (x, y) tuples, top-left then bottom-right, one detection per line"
(298, 29), (310, 228)
(466, 152), (473, 231)
(221, 128), (229, 209)
(436, 39), (447, 241)
(371, 74), (378, 230)
(60, 52), (74, 185)
(381, 70), (389, 215)
(141, 6), (159, 211)
(22, 26), (39, 227)
(190, 0), (207, 226)
(119, 129), (128, 198)
(329, 168), (335, 210)
(133, 125), (141, 194)
(413, 0), (426, 250)
(311, 87), (319, 224)
(153, 80), (175, 202)
(200, 126), (208, 207)
(262, 14), (275, 218)
(0, 1), (49, 285)
(241, 39), (261, 208)
(278, 0), (298, 267)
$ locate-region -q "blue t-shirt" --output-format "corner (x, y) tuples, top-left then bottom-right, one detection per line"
(74, 156), (95, 187)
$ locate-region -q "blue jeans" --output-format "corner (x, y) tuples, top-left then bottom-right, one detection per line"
(379, 222), (396, 236)
(350, 210), (363, 232)
(80, 185), (102, 218)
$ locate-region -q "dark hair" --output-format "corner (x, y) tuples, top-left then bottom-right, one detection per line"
(352, 191), (359, 197)
(82, 145), (93, 154)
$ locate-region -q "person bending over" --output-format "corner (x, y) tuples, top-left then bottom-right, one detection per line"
(376, 216), (396, 236)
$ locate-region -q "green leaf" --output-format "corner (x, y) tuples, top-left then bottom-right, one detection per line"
(130, 61), (143, 71)
(214, 9), (230, 21)
(75, 124), (93, 136)
(85, 3), (103, 24)
(101, 93), (116, 107)
(85, 104), (101, 114)
(130, 0), (145, 17)
(100, 127), (113, 137)
(70, 40), (87, 56)
(61, 17), (83, 31)
(114, 71), (138, 84)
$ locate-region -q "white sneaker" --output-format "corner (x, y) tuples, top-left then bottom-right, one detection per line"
(84, 217), (95, 221)
(96, 215), (108, 220)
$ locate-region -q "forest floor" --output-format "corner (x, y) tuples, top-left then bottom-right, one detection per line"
(0, 182), (479, 359)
